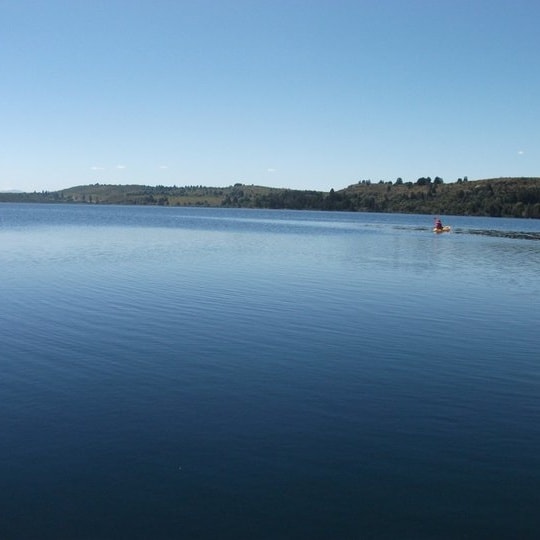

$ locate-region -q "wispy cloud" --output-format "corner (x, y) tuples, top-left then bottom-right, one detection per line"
(116, 165), (126, 169)
(267, 168), (276, 173)
(90, 166), (105, 170)
(517, 150), (525, 155)
(159, 165), (168, 169)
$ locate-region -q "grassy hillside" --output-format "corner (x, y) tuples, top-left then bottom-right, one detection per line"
(1, 177), (539, 218)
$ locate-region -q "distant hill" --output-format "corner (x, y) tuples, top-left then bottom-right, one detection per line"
(1, 177), (539, 218)
(338, 177), (540, 218)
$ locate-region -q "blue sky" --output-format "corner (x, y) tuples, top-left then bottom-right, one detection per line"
(1, 0), (539, 192)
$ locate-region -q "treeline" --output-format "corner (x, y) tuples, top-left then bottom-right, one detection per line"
(1, 177), (539, 218)
(218, 177), (540, 217)
(334, 177), (540, 218)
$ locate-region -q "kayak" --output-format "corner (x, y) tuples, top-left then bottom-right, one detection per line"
(433, 226), (451, 233)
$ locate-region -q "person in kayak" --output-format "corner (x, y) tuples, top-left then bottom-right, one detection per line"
(434, 217), (444, 230)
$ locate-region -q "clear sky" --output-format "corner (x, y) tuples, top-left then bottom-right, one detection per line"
(1, 0), (539, 192)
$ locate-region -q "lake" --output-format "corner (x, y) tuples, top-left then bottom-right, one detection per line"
(1, 203), (539, 539)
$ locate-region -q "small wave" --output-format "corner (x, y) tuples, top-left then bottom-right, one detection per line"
(458, 229), (540, 241)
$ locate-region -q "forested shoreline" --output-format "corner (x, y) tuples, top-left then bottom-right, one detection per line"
(1, 177), (539, 218)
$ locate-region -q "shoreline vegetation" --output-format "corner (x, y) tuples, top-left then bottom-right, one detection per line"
(1, 177), (539, 218)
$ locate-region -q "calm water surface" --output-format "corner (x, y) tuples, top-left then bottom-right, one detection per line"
(1, 204), (539, 539)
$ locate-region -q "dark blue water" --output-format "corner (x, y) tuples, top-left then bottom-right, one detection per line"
(1, 204), (539, 539)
